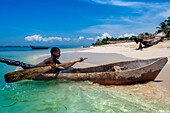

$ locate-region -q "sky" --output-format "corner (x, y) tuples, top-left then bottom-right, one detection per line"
(0, 0), (170, 46)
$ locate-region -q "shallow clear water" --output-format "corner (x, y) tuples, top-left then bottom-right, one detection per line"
(1, 80), (170, 113)
(0, 47), (170, 113)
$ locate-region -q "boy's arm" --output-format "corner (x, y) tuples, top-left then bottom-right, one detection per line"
(35, 59), (50, 67)
(62, 57), (84, 69)
(63, 62), (76, 69)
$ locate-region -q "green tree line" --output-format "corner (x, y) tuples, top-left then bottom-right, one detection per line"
(156, 17), (170, 37)
(92, 17), (170, 46)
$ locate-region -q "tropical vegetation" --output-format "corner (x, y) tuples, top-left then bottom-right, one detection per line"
(92, 17), (170, 46)
(92, 36), (136, 46)
(156, 17), (170, 37)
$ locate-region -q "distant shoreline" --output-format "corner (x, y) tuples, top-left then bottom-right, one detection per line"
(0, 46), (30, 47)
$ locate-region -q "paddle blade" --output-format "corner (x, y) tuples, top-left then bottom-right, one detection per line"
(5, 66), (52, 83)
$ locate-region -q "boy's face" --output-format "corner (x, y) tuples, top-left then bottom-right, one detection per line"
(52, 51), (60, 59)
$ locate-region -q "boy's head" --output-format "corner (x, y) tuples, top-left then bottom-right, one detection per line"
(50, 47), (60, 59)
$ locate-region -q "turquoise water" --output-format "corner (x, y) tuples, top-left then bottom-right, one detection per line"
(0, 47), (170, 113)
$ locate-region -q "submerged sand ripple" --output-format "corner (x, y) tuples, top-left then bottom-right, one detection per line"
(106, 82), (170, 104)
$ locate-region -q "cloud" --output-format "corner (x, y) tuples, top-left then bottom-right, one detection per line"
(158, 9), (170, 18)
(64, 38), (71, 41)
(119, 33), (135, 38)
(90, 0), (170, 9)
(74, 36), (85, 42)
(79, 24), (130, 35)
(97, 32), (112, 40)
(25, 35), (87, 43)
(86, 33), (112, 41)
(79, 36), (84, 40)
(91, 0), (144, 7)
(25, 35), (62, 42)
(79, 23), (156, 37)
(25, 35), (43, 41)
(79, 1), (170, 37)
(121, 16), (134, 23)
(86, 38), (96, 40)
(90, 0), (170, 22)
(79, 24), (126, 34)
(42, 37), (62, 42)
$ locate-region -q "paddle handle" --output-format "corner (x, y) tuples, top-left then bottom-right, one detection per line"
(55, 57), (88, 68)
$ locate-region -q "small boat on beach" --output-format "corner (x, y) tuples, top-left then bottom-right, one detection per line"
(5, 57), (168, 85)
(30, 45), (50, 49)
(134, 32), (166, 47)
(134, 36), (163, 47)
(141, 37), (163, 47)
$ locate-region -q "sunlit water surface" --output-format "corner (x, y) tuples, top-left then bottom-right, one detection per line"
(0, 47), (169, 113)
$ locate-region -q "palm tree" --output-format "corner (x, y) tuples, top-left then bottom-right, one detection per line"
(156, 17), (170, 34)
(165, 17), (170, 26)
(164, 17), (170, 37)
(156, 22), (168, 33)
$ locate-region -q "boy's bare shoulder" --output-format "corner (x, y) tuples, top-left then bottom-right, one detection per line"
(43, 58), (51, 62)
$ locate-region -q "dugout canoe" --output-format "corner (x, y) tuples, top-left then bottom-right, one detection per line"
(134, 37), (163, 47)
(134, 32), (166, 47)
(142, 37), (163, 47)
(29, 57), (168, 85)
(30, 45), (50, 49)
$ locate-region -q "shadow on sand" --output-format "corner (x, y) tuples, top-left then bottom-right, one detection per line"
(136, 45), (152, 50)
(153, 80), (163, 83)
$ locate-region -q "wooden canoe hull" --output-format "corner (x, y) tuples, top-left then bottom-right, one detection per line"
(31, 57), (168, 85)
(30, 45), (50, 49)
(142, 37), (163, 46)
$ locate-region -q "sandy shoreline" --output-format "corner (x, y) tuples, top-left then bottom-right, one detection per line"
(28, 41), (170, 105)
(33, 41), (170, 90)
(77, 40), (170, 90)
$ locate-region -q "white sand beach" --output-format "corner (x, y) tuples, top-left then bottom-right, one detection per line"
(33, 40), (170, 90)
(28, 40), (170, 105)
(78, 40), (170, 90)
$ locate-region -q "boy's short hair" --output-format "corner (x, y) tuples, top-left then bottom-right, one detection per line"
(50, 47), (60, 55)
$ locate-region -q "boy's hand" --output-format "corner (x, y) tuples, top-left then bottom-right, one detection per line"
(79, 57), (84, 62)
(50, 64), (56, 68)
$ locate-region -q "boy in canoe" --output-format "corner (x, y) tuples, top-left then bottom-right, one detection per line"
(35, 47), (84, 73)
(0, 47), (85, 73)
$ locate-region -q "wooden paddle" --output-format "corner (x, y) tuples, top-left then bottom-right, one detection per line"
(5, 57), (88, 83)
